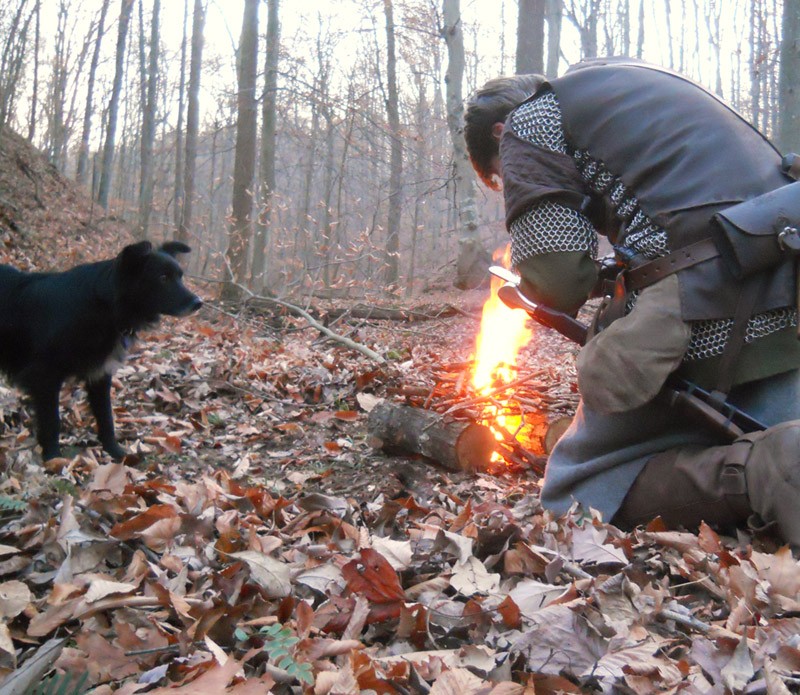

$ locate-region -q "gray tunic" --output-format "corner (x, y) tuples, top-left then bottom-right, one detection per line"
(498, 61), (800, 519)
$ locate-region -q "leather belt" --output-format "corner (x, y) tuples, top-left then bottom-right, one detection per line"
(625, 237), (720, 291)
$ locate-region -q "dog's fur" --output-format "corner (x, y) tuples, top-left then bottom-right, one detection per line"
(0, 241), (202, 459)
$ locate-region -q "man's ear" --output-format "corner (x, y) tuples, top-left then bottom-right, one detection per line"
(491, 122), (505, 141)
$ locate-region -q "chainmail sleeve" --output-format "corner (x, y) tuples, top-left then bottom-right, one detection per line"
(509, 201), (598, 268)
(505, 91), (598, 268)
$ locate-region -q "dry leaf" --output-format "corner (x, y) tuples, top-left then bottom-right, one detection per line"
(84, 579), (137, 604)
(0, 580), (31, 618)
(720, 635), (754, 693)
(450, 556), (500, 596)
(229, 551), (291, 598)
(428, 667), (487, 694)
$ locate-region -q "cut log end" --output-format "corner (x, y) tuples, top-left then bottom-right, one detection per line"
(367, 401), (496, 473)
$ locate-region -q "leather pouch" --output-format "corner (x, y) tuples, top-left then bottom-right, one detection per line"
(712, 180), (800, 278)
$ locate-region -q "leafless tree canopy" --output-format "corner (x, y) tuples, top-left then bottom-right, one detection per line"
(0, 0), (797, 298)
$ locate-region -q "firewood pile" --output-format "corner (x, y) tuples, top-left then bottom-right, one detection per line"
(371, 360), (581, 476)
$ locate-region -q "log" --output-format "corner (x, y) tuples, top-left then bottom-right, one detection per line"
(367, 401), (496, 473)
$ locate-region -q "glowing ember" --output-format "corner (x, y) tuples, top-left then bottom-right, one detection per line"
(471, 248), (533, 463)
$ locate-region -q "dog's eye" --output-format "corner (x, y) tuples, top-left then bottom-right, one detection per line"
(159, 273), (169, 283)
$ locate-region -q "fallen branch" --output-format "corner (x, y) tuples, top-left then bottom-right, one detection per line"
(265, 296), (387, 364)
(199, 281), (387, 365)
(323, 303), (474, 322)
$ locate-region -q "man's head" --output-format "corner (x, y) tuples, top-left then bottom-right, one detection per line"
(464, 74), (547, 190)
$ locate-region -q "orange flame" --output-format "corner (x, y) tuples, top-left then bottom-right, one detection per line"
(472, 247), (533, 394)
(471, 247), (533, 463)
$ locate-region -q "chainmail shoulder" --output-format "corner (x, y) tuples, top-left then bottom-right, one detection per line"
(509, 90), (569, 154)
(510, 91), (668, 261)
(508, 91), (596, 267)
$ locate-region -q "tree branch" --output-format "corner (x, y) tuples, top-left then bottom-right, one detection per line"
(197, 275), (387, 365)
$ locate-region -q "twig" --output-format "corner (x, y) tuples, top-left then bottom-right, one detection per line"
(657, 608), (711, 634)
(525, 543), (594, 580)
(437, 370), (546, 412)
(265, 295), (387, 364)
(198, 278), (387, 365)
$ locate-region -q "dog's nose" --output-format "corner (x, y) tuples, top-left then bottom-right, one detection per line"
(189, 296), (203, 313)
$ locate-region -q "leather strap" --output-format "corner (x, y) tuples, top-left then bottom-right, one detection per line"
(712, 275), (762, 398)
(625, 237), (720, 291)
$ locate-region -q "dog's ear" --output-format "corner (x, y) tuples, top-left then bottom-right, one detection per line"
(159, 241), (192, 257)
(119, 241), (153, 268)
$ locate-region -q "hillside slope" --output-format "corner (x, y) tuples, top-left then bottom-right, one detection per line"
(0, 127), (133, 270)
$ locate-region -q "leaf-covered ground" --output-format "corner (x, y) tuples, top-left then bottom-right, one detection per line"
(2, 127), (800, 693)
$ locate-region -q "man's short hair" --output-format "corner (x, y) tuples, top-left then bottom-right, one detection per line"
(464, 74), (546, 189)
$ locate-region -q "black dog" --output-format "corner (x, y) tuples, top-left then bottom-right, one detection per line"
(0, 241), (202, 460)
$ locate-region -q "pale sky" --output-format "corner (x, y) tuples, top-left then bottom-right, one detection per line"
(27, 0), (761, 138)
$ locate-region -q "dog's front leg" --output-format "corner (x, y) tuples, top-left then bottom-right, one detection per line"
(31, 380), (63, 460)
(86, 375), (127, 460)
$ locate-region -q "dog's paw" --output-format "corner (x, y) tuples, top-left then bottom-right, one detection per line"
(103, 442), (129, 460)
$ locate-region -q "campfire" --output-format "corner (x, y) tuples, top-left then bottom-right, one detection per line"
(367, 249), (579, 476)
(471, 248), (534, 465)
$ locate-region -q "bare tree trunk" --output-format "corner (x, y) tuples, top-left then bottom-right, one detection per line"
(206, 118), (221, 266)
(179, 0), (205, 242)
(677, 0), (685, 72)
(299, 88), (319, 272)
(516, 0), (545, 74)
(442, 0), (489, 290)
(97, 0), (133, 208)
(769, 1), (779, 136)
(76, 0), (109, 186)
(320, 108), (336, 288)
(585, 0), (600, 57)
(664, 0), (674, 68)
(27, 0), (40, 141)
(620, 0), (630, 57)
(173, 0), (189, 232)
(0, 0), (33, 131)
(407, 71), (427, 297)
(62, 17), (93, 173)
(751, 0), (763, 130)
(778, 0), (800, 151)
(704, 1), (723, 95)
(500, 0), (507, 73)
(46, 2), (68, 169)
(252, 0), (280, 290)
(546, 0), (563, 77)
(138, 0), (160, 239)
(636, 0), (645, 58)
(223, 0), (259, 300)
(331, 94), (355, 289)
(383, 0), (402, 287)
(564, 0), (600, 58)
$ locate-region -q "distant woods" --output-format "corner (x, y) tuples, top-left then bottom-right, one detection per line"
(0, 0), (798, 297)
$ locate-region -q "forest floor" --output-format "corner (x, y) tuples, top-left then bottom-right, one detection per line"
(1, 126), (800, 694)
